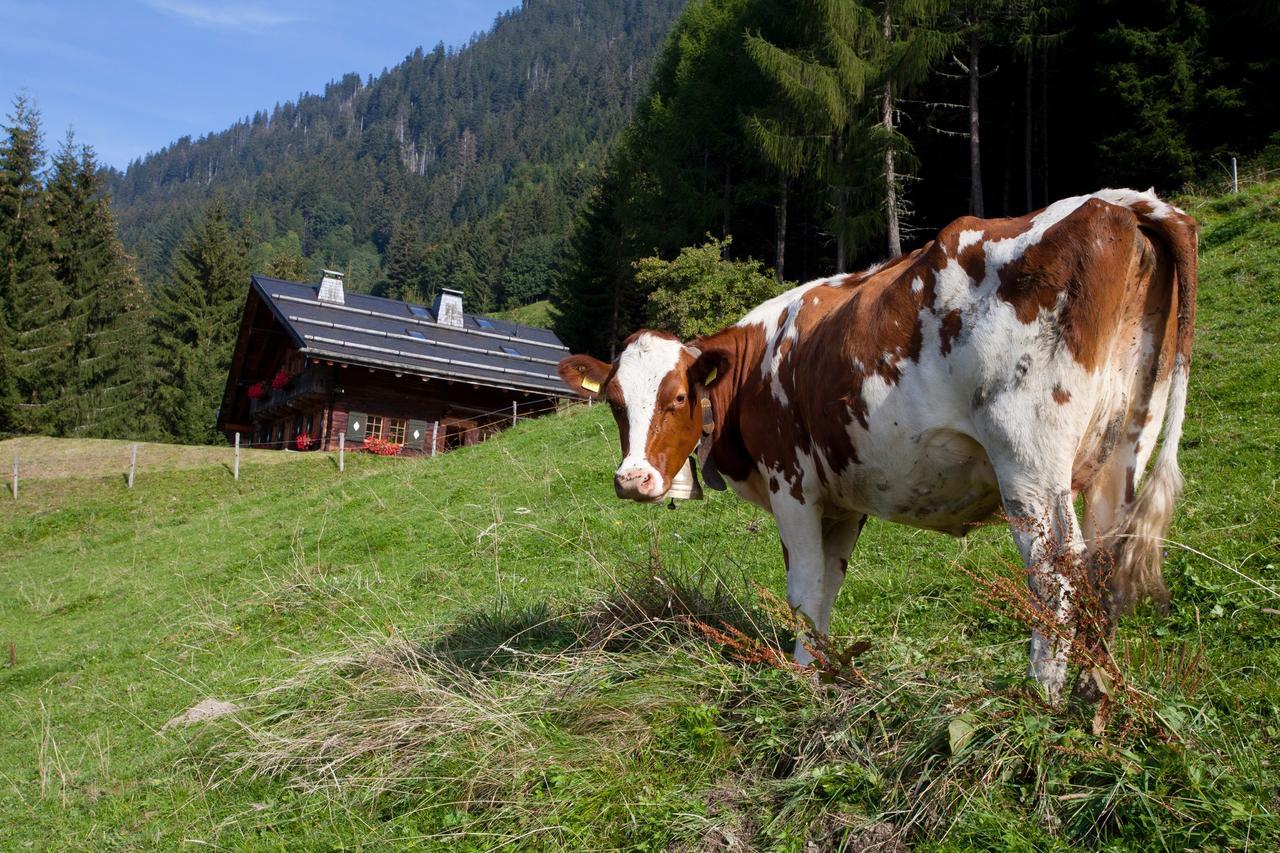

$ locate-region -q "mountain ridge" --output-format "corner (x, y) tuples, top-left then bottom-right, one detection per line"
(107, 0), (686, 310)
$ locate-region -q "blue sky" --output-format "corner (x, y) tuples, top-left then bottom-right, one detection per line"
(0, 0), (518, 169)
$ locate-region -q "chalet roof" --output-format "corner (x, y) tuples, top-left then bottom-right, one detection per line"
(252, 275), (569, 396)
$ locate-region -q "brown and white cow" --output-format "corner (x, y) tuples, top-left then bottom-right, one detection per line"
(559, 189), (1197, 702)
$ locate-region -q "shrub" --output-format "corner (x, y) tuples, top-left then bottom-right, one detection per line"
(639, 236), (782, 339)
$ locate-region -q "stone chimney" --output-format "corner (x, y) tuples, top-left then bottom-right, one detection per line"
(432, 288), (465, 328)
(318, 269), (345, 304)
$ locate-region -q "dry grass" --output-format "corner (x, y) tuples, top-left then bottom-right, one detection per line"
(0, 435), (298, 482)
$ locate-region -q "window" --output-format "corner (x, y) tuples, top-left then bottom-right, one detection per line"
(475, 317), (495, 330)
(409, 305), (431, 318)
(407, 329), (428, 341)
(500, 345), (520, 356)
(386, 417), (407, 444)
(366, 414), (384, 439)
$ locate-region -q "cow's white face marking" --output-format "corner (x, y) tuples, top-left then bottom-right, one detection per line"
(614, 333), (685, 495)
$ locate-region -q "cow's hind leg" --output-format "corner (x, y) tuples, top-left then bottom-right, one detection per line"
(997, 478), (1088, 704)
(815, 513), (867, 635)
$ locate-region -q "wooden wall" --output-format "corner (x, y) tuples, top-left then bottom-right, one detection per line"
(304, 363), (558, 456)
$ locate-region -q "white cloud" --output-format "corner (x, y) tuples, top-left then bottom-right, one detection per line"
(143, 0), (299, 32)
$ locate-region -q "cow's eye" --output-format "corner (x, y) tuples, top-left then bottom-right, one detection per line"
(675, 393), (687, 406)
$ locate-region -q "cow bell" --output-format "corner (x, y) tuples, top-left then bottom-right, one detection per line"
(666, 457), (704, 506)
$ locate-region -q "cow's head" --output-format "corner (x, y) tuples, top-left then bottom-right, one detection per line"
(559, 331), (728, 502)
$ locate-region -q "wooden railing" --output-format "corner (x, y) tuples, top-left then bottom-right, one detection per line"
(248, 367), (331, 417)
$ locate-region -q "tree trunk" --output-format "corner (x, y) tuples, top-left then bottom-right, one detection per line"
(1041, 49), (1050, 205)
(1024, 45), (1034, 212)
(722, 162), (732, 237)
(835, 188), (847, 274)
(968, 30), (984, 218)
(775, 171), (788, 283)
(883, 8), (902, 258)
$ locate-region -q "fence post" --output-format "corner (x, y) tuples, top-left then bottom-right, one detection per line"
(430, 421), (438, 458)
(234, 432), (241, 481)
(11, 453), (16, 500)
(1232, 157), (1239, 194)
(128, 444), (138, 489)
(512, 401), (518, 426)
(338, 432), (345, 472)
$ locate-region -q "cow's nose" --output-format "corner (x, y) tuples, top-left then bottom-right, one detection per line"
(615, 468), (661, 500)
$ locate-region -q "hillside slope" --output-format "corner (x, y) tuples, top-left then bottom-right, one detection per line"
(2, 183), (1278, 848)
(107, 0), (685, 306)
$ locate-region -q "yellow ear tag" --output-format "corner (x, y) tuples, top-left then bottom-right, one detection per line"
(704, 367), (718, 386)
(581, 378), (601, 394)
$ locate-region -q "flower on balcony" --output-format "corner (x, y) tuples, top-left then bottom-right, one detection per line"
(295, 431), (314, 451)
(247, 381), (267, 400)
(271, 369), (291, 391)
(363, 436), (403, 456)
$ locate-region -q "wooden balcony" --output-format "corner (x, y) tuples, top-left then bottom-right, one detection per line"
(249, 367), (331, 418)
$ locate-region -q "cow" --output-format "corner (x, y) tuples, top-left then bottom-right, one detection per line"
(558, 189), (1197, 703)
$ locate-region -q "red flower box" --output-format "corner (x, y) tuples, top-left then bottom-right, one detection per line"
(363, 436), (403, 456)
(295, 431), (313, 451)
(247, 381), (267, 400)
(271, 369), (290, 391)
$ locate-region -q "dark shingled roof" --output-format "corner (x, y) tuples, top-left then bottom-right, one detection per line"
(252, 275), (568, 396)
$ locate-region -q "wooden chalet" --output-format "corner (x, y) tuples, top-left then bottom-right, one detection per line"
(216, 271), (570, 455)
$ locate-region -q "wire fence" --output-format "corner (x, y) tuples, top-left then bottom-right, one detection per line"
(4, 394), (586, 498)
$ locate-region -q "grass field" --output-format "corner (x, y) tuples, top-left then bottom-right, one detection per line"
(490, 298), (555, 329)
(2, 184), (1278, 850)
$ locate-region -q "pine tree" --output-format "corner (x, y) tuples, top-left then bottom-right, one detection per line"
(551, 166), (643, 357)
(46, 135), (153, 438)
(150, 199), (247, 444)
(746, 1), (886, 271)
(0, 97), (71, 434)
(746, 0), (948, 267)
(384, 219), (425, 300)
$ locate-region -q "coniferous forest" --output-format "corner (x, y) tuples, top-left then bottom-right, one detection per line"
(2, 0), (1278, 442)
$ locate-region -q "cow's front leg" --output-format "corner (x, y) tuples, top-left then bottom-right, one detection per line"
(772, 497), (827, 665)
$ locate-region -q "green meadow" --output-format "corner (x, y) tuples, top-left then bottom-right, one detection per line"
(2, 183), (1277, 850)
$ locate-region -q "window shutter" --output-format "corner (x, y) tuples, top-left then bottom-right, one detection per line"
(346, 411), (367, 441)
(405, 419), (428, 450)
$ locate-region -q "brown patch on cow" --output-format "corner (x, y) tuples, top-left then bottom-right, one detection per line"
(939, 310), (963, 356)
(1052, 385), (1071, 404)
(1124, 466), (1136, 503)
(957, 247), (985, 283)
(995, 199), (1146, 373)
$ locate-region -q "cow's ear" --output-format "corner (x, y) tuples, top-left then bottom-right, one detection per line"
(558, 354), (611, 399)
(689, 348), (730, 391)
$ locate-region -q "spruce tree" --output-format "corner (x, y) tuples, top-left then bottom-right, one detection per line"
(551, 166), (643, 358)
(384, 220), (426, 300)
(746, 0), (948, 267)
(150, 199), (247, 444)
(46, 135), (153, 438)
(0, 96), (70, 434)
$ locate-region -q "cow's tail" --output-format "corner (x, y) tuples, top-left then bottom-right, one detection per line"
(1105, 189), (1199, 614)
